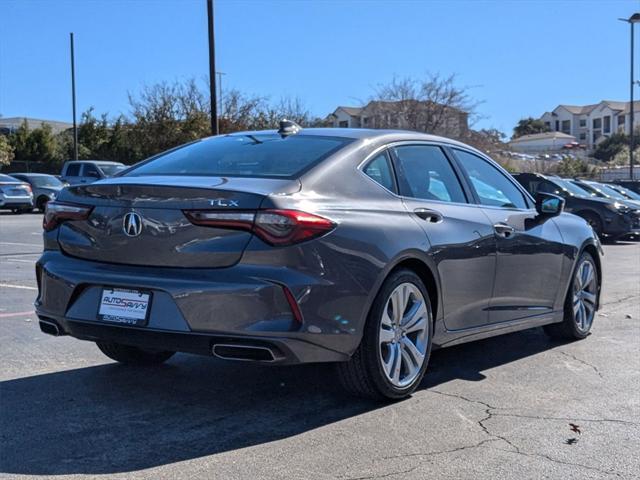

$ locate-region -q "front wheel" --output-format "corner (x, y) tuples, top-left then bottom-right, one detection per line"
(544, 252), (598, 340)
(96, 341), (175, 365)
(337, 269), (433, 400)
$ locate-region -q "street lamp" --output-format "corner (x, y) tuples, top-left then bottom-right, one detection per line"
(619, 13), (640, 180)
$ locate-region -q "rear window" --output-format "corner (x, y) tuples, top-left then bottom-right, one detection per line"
(98, 164), (126, 176)
(126, 134), (352, 178)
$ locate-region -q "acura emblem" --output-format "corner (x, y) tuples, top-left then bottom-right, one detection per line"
(123, 212), (143, 237)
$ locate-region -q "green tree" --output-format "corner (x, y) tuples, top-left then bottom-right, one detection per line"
(9, 120), (59, 164)
(0, 135), (15, 166)
(593, 132), (628, 162)
(513, 117), (550, 138)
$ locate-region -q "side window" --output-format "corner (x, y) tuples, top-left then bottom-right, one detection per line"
(65, 164), (81, 176)
(363, 152), (396, 193)
(454, 150), (528, 209)
(393, 145), (466, 203)
(82, 164), (101, 178)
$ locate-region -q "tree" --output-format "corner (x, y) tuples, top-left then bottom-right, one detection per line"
(9, 120), (59, 163)
(593, 132), (629, 162)
(0, 135), (14, 166)
(366, 73), (480, 139)
(512, 117), (550, 138)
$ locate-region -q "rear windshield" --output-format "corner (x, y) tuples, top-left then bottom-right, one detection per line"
(98, 164), (126, 176)
(125, 134), (352, 178)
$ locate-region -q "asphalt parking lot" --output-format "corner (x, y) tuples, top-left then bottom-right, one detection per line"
(0, 212), (638, 480)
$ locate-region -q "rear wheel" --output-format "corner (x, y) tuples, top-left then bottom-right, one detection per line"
(337, 269), (433, 400)
(544, 252), (598, 340)
(96, 341), (175, 365)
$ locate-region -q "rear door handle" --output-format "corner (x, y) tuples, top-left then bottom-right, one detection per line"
(494, 223), (515, 238)
(414, 208), (443, 223)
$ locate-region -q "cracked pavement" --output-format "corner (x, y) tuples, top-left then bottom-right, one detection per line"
(1, 214), (639, 480)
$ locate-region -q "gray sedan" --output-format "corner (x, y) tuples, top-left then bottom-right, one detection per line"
(35, 126), (602, 400)
(10, 173), (66, 211)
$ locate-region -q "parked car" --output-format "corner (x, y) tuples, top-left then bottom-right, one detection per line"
(614, 179), (640, 194)
(60, 160), (126, 185)
(606, 183), (640, 202)
(37, 126), (602, 400)
(512, 173), (640, 240)
(0, 173), (34, 213)
(570, 179), (640, 209)
(10, 173), (66, 212)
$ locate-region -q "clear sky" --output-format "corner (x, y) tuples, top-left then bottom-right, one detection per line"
(1, 0), (638, 136)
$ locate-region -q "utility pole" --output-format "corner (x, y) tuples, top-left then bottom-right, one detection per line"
(70, 32), (78, 160)
(207, 0), (218, 136)
(217, 71), (226, 131)
(619, 13), (640, 180)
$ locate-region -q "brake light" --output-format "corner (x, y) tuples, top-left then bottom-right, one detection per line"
(183, 209), (335, 246)
(43, 201), (93, 231)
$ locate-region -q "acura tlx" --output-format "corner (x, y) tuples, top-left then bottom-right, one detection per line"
(36, 122), (602, 400)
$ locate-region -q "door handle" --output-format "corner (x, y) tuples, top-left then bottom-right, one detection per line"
(414, 208), (443, 223)
(494, 223), (515, 238)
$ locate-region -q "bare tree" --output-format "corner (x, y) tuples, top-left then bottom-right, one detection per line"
(367, 73), (481, 139)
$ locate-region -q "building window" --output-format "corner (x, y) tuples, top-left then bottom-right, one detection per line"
(603, 116), (611, 134)
(593, 118), (602, 129)
(338, 120), (348, 128)
(363, 117), (369, 126)
(579, 119), (586, 127)
(561, 120), (570, 134)
(555, 120), (560, 131)
(579, 132), (586, 141)
(618, 115), (626, 126)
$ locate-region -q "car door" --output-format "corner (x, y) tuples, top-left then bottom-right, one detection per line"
(80, 163), (102, 184)
(63, 163), (83, 185)
(390, 143), (497, 330)
(450, 148), (565, 324)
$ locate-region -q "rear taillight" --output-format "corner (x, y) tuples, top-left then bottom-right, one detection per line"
(43, 201), (93, 231)
(183, 209), (335, 246)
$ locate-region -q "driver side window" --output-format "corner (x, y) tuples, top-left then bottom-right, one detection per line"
(454, 149), (528, 209)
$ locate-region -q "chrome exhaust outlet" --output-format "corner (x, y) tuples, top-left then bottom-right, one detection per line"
(212, 343), (276, 362)
(39, 319), (61, 337)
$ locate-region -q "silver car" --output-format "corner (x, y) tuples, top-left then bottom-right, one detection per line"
(0, 173), (34, 213)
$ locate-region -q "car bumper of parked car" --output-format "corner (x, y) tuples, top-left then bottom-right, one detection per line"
(603, 211), (640, 238)
(0, 196), (33, 209)
(34, 250), (354, 364)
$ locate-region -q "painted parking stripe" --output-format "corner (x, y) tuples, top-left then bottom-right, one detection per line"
(0, 242), (42, 247)
(0, 310), (35, 318)
(0, 283), (37, 290)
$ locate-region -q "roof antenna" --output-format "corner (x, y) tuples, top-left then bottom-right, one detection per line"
(278, 119), (302, 137)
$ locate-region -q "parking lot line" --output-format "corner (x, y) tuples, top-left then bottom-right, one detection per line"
(0, 310), (35, 318)
(0, 241), (42, 247)
(0, 283), (37, 291)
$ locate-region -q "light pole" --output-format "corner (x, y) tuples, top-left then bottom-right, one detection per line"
(70, 32), (78, 161)
(619, 13), (640, 180)
(207, 0), (218, 136)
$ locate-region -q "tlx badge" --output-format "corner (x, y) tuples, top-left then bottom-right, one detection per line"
(210, 199), (239, 207)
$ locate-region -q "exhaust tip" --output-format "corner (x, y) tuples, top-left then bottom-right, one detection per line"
(212, 343), (276, 362)
(39, 319), (61, 336)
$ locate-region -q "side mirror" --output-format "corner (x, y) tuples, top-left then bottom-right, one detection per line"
(535, 192), (564, 217)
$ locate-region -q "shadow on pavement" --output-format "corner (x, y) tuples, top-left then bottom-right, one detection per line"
(1, 328), (560, 475)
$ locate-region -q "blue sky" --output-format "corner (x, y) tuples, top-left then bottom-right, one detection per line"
(1, 0), (638, 136)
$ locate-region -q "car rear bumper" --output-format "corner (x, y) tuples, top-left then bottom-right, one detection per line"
(0, 197), (33, 208)
(35, 250), (356, 364)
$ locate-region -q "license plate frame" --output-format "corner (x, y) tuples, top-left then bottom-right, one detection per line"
(98, 287), (152, 326)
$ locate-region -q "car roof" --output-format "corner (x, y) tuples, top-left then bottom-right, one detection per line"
(223, 128), (480, 151)
(65, 160), (123, 165)
(11, 173), (55, 177)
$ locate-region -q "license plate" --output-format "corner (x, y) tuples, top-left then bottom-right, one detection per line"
(98, 288), (151, 326)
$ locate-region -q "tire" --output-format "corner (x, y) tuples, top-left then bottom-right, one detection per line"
(577, 211), (603, 239)
(544, 251), (598, 340)
(96, 341), (175, 365)
(36, 196), (50, 212)
(336, 269), (434, 400)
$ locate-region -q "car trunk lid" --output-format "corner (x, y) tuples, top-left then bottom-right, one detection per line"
(55, 176), (299, 268)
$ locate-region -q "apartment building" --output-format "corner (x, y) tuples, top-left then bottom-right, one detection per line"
(539, 100), (638, 149)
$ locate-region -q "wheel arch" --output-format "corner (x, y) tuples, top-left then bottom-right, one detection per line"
(390, 258), (439, 323)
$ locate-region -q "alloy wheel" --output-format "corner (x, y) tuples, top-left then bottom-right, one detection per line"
(378, 282), (429, 388)
(572, 259), (597, 333)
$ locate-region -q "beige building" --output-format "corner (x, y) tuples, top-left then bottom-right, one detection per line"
(539, 100), (638, 149)
(0, 117), (73, 135)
